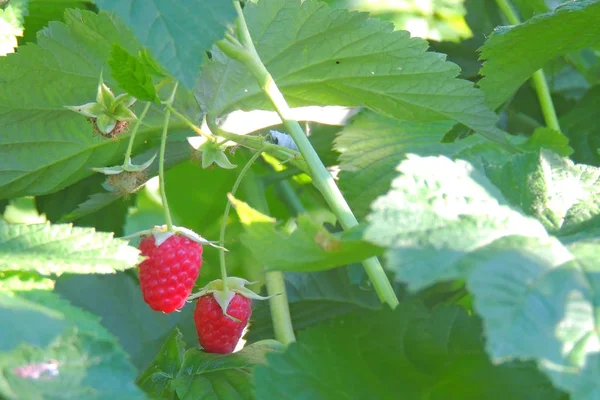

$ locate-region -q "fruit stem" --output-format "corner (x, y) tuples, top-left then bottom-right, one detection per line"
(218, 150), (263, 298)
(122, 102), (151, 167)
(494, 0), (561, 132)
(241, 172), (296, 345)
(228, 0), (398, 308)
(159, 83), (178, 231)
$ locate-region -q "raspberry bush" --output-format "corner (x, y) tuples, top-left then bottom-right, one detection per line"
(0, 0), (599, 399)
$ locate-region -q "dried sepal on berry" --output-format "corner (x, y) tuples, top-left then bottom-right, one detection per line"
(187, 277), (271, 316)
(121, 225), (225, 251)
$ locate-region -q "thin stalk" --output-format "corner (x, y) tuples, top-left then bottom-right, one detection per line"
(240, 172), (296, 344)
(122, 102), (152, 167)
(218, 151), (262, 299)
(494, 0), (561, 131)
(159, 83), (178, 231)
(230, 1), (398, 308)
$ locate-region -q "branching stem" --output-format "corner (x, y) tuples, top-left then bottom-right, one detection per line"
(227, 0), (398, 308)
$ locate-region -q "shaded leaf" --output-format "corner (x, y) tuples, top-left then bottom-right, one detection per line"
(254, 302), (563, 399)
(0, 290), (145, 400)
(518, 128), (574, 156)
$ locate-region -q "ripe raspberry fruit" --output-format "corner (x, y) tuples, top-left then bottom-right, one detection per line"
(138, 234), (203, 313)
(194, 293), (252, 354)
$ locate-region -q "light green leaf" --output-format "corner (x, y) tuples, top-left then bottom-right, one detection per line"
(198, 0), (509, 145)
(0, 290), (145, 400)
(0, 271), (54, 292)
(518, 128), (574, 156)
(335, 111), (512, 218)
(0, 10), (165, 199)
(95, 0), (236, 89)
(0, 220), (140, 274)
(484, 150), (600, 236)
(365, 155), (548, 291)
(479, 0), (600, 109)
(108, 44), (157, 101)
(0, 0), (26, 55)
(230, 196), (383, 272)
(365, 155), (599, 400)
(253, 303), (563, 399)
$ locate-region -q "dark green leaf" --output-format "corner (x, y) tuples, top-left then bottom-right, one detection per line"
(254, 303), (563, 399)
(137, 327), (185, 399)
(247, 268), (381, 342)
(108, 44), (157, 101)
(95, 0), (236, 88)
(560, 85), (600, 166)
(0, 10), (166, 198)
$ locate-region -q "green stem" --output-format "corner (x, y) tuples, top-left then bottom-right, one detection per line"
(159, 83), (178, 231)
(219, 150), (262, 286)
(240, 172), (296, 345)
(230, 1), (398, 308)
(122, 102), (152, 167)
(495, 0), (561, 131)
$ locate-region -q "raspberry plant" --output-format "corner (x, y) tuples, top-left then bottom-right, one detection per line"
(0, 0), (599, 399)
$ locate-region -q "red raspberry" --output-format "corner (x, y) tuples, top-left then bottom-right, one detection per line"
(193, 293), (252, 354)
(138, 235), (203, 313)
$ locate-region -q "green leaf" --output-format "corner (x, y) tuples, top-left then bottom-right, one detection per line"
(335, 111), (512, 218)
(560, 85), (600, 166)
(137, 327), (185, 399)
(247, 268), (381, 342)
(484, 150), (600, 236)
(254, 302), (563, 399)
(0, 9), (166, 198)
(138, 330), (279, 400)
(364, 155), (599, 400)
(108, 44), (157, 101)
(95, 0), (236, 89)
(365, 155), (548, 291)
(479, 0), (600, 109)
(230, 196), (383, 272)
(172, 341), (279, 400)
(518, 128), (574, 156)
(198, 0), (509, 145)
(0, 220), (140, 274)
(0, 290), (145, 400)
